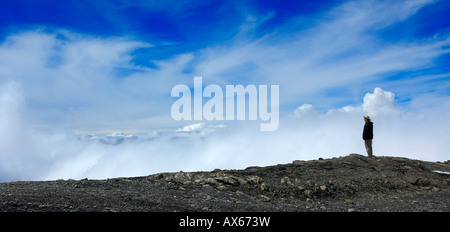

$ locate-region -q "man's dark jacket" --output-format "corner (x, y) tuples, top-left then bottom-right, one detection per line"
(363, 121), (373, 140)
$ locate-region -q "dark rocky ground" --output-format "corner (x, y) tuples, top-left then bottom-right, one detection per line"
(1, 154), (449, 212)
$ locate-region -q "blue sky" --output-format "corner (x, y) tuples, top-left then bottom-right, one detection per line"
(1, 0), (450, 181)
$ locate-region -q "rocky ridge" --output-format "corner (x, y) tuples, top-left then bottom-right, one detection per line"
(1, 154), (449, 212)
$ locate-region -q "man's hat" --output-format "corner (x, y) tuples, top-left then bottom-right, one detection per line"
(363, 115), (371, 120)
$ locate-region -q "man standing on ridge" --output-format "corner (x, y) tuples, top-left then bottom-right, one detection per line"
(362, 116), (374, 158)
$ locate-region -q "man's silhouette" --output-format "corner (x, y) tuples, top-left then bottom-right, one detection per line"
(362, 116), (373, 158)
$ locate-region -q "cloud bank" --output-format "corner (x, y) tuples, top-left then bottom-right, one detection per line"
(1, 83), (449, 182)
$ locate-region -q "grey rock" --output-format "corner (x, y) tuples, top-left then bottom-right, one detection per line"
(0, 154), (449, 212)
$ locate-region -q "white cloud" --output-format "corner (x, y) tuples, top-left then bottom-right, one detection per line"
(362, 87), (400, 117)
(0, 30), (181, 131)
(332, 87), (401, 117)
(294, 104), (317, 118)
(0, 82), (25, 156)
(176, 122), (205, 133)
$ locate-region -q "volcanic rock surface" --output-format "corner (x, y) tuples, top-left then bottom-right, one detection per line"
(1, 154), (449, 212)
